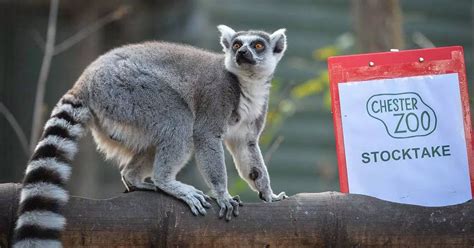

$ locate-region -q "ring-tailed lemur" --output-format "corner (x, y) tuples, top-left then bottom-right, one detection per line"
(13, 25), (288, 247)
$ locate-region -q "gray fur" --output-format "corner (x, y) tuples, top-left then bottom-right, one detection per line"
(81, 26), (288, 213)
(15, 25), (288, 247)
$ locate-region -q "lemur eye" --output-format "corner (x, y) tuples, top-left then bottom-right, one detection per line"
(255, 43), (264, 50)
(233, 43), (241, 50)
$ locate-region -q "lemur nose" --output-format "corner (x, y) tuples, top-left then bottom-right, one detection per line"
(238, 48), (249, 55)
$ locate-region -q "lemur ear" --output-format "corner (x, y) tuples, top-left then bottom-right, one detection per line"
(270, 28), (287, 54)
(217, 25), (236, 51)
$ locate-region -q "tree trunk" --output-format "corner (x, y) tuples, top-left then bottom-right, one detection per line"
(352, 0), (405, 52)
(1, 183), (473, 247)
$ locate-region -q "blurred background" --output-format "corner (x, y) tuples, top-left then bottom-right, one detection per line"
(0, 0), (472, 201)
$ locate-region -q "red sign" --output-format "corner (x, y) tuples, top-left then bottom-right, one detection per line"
(328, 46), (473, 206)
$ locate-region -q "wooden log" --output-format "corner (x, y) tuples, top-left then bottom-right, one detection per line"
(0, 183), (473, 247)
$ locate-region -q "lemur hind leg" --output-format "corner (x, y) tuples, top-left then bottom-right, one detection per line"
(151, 121), (212, 216)
(121, 149), (156, 193)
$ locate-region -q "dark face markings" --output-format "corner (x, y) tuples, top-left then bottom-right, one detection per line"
(232, 40), (243, 52)
(231, 37), (268, 55)
(250, 39), (266, 53)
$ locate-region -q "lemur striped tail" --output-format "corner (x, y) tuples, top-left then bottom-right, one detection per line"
(13, 93), (90, 248)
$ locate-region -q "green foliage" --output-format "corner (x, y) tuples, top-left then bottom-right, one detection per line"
(291, 71), (330, 109)
(261, 33), (355, 144)
(290, 33), (355, 111)
(229, 178), (248, 196)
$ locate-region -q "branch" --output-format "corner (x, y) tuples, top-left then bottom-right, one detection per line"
(53, 5), (131, 56)
(29, 0), (59, 152)
(0, 102), (29, 157)
(28, 3), (131, 153)
(264, 135), (284, 164)
(31, 5), (131, 54)
(412, 31), (435, 48)
(1, 183), (473, 247)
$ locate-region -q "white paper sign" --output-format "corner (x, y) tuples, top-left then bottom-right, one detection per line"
(338, 73), (471, 206)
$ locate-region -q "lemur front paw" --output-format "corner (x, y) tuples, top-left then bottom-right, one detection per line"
(259, 191), (288, 202)
(215, 194), (243, 221)
(180, 188), (213, 216)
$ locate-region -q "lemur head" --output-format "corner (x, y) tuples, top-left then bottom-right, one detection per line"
(218, 25), (287, 81)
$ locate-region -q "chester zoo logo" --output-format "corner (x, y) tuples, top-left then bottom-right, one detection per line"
(366, 92), (437, 139)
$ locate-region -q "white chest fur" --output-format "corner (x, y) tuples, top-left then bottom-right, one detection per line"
(237, 79), (269, 122)
(226, 78), (269, 138)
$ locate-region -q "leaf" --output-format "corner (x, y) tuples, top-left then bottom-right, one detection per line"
(279, 99), (296, 115)
(291, 79), (323, 98)
(313, 45), (338, 61)
(229, 178), (249, 195)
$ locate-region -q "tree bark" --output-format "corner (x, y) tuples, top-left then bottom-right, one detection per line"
(352, 0), (405, 52)
(1, 183), (473, 247)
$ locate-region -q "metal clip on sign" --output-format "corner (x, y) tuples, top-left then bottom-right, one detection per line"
(328, 46), (473, 207)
